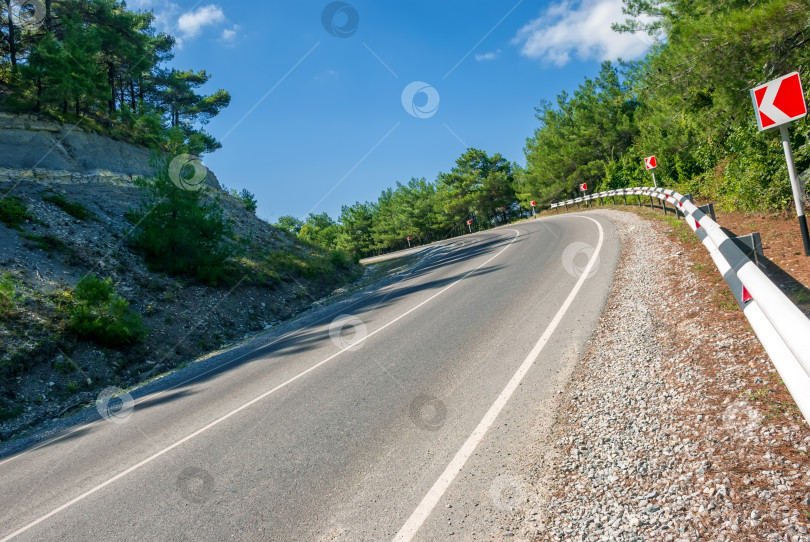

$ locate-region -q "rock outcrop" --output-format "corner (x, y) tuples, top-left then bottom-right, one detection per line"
(0, 112), (221, 189)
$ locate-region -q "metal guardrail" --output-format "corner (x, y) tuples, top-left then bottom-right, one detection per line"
(552, 187), (810, 423)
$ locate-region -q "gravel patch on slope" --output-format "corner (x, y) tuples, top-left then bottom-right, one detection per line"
(511, 210), (810, 541)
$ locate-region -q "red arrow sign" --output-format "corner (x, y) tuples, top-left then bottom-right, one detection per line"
(579, 183), (587, 191)
(466, 220), (472, 225)
(407, 236), (411, 240)
(530, 200), (536, 206)
(645, 156), (657, 170)
(751, 72), (807, 131)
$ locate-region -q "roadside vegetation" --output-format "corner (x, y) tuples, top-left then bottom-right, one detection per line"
(68, 274), (145, 347)
(0, 0), (230, 157)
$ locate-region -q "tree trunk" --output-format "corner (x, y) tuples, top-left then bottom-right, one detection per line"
(107, 62), (116, 114)
(129, 79), (136, 111)
(6, 0), (17, 68)
(34, 78), (42, 112)
(45, 0), (51, 31)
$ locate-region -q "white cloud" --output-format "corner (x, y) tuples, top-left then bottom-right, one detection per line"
(220, 25), (239, 43)
(475, 50), (501, 62)
(128, 0), (180, 34)
(514, 0), (652, 66)
(177, 5), (225, 40)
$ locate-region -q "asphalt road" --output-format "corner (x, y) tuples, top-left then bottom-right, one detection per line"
(0, 213), (620, 541)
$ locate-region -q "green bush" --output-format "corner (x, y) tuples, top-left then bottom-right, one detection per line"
(0, 196), (32, 229)
(42, 192), (94, 220)
(127, 160), (235, 285)
(69, 274), (145, 347)
(22, 233), (67, 252)
(0, 274), (17, 317)
(329, 250), (348, 268)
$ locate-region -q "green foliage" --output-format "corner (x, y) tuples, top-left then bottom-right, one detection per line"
(521, 62), (639, 201)
(299, 213), (340, 249)
(1, 0), (230, 155)
(279, 149), (523, 258)
(127, 160), (235, 285)
(0, 274), (17, 317)
(42, 192), (94, 220)
(0, 196), (32, 229)
(237, 245), (356, 287)
(275, 215), (304, 235)
(0, 405), (23, 422)
(240, 189), (258, 214)
(69, 274), (144, 347)
(22, 233), (67, 252)
(53, 357), (79, 373)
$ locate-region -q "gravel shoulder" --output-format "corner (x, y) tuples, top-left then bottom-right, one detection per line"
(508, 209), (810, 541)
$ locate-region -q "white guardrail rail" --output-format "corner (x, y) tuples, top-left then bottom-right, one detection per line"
(552, 187), (810, 424)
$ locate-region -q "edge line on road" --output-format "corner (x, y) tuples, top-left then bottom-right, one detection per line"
(0, 229), (521, 542)
(392, 215), (605, 542)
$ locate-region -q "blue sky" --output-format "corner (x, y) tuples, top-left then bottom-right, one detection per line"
(127, 0), (652, 223)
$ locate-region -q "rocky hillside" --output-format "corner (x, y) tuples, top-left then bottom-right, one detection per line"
(0, 112), (220, 188)
(0, 117), (364, 441)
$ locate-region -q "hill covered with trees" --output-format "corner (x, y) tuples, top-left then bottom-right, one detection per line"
(0, 0), (229, 156)
(278, 0), (810, 257)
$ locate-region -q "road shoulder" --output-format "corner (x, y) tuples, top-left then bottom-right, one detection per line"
(508, 209), (810, 540)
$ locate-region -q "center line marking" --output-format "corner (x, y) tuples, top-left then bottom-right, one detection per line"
(1, 229), (520, 542)
(392, 215), (604, 542)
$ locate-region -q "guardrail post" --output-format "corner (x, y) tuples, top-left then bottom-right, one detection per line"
(732, 232), (764, 267)
(698, 203), (716, 221)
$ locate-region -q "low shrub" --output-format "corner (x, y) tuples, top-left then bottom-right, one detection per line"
(0, 196), (31, 229)
(69, 274), (145, 347)
(42, 192), (94, 220)
(0, 274), (17, 317)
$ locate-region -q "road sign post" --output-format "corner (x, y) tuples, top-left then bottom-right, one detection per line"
(466, 219), (472, 233)
(531, 200), (536, 218)
(645, 156), (658, 188)
(751, 71), (810, 256)
(579, 183), (588, 207)
(407, 236), (411, 248)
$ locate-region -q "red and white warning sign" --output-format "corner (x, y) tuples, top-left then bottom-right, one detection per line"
(645, 156), (657, 170)
(407, 236), (411, 240)
(579, 183), (587, 191)
(530, 200), (536, 206)
(750, 72), (807, 131)
(466, 220), (472, 225)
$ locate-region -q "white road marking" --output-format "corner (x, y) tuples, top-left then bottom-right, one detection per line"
(0, 229), (521, 542)
(392, 215), (604, 542)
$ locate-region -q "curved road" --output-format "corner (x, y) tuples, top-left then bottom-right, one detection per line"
(0, 214), (619, 541)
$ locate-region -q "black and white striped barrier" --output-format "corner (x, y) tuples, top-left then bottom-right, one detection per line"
(552, 187), (810, 424)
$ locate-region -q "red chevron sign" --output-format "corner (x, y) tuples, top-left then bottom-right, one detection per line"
(645, 156), (657, 170)
(750, 72), (807, 131)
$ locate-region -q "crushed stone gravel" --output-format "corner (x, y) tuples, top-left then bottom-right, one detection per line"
(508, 209), (810, 542)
